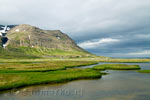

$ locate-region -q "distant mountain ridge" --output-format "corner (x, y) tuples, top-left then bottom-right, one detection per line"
(0, 24), (94, 58)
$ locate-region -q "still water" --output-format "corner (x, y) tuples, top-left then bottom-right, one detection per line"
(0, 63), (150, 100)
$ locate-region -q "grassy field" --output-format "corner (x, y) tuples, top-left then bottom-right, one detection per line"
(54, 58), (150, 63)
(93, 64), (141, 70)
(97, 58), (150, 63)
(137, 70), (150, 73)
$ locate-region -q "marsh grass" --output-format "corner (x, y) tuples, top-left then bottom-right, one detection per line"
(0, 61), (98, 72)
(0, 68), (101, 91)
(93, 64), (141, 70)
(0, 60), (101, 91)
(137, 70), (150, 73)
(97, 58), (150, 63)
(0, 58), (147, 91)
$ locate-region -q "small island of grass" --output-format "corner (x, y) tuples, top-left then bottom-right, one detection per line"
(137, 70), (150, 73)
(93, 64), (141, 70)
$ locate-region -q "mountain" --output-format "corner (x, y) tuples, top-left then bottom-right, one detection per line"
(0, 24), (94, 58)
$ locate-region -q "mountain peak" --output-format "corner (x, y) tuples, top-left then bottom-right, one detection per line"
(8, 24), (40, 33)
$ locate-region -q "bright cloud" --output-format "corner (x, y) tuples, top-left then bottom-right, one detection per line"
(136, 34), (150, 38)
(78, 38), (120, 49)
(127, 50), (150, 55)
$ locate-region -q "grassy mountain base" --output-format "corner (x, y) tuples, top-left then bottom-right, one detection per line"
(0, 46), (94, 59)
(0, 47), (39, 59)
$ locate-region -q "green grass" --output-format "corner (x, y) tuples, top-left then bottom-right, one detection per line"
(0, 46), (95, 59)
(0, 57), (148, 92)
(0, 60), (101, 91)
(18, 46), (90, 56)
(0, 47), (40, 59)
(0, 68), (101, 91)
(137, 70), (150, 73)
(0, 60), (98, 72)
(59, 58), (150, 63)
(97, 58), (150, 63)
(93, 64), (141, 70)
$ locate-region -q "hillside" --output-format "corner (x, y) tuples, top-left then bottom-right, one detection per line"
(0, 24), (94, 58)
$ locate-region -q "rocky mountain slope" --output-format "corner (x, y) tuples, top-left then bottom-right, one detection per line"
(0, 24), (94, 58)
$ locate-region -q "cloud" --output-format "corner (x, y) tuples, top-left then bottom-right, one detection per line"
(136, 34), (150, 39)
(0, 0), (150, 33)
(0, 0), (150, 57)
(127, 50), (150, 56)
(78, 38), (120, 49)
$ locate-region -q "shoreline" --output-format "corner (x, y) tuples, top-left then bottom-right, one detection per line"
(0, 58), (150, 92)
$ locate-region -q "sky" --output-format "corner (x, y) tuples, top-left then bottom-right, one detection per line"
(0, 0), (150, 57)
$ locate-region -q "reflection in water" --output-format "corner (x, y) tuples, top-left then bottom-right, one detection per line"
(0, 63), (150, 100)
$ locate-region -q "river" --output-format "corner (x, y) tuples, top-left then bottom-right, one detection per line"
(0, 63), (150, 100)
